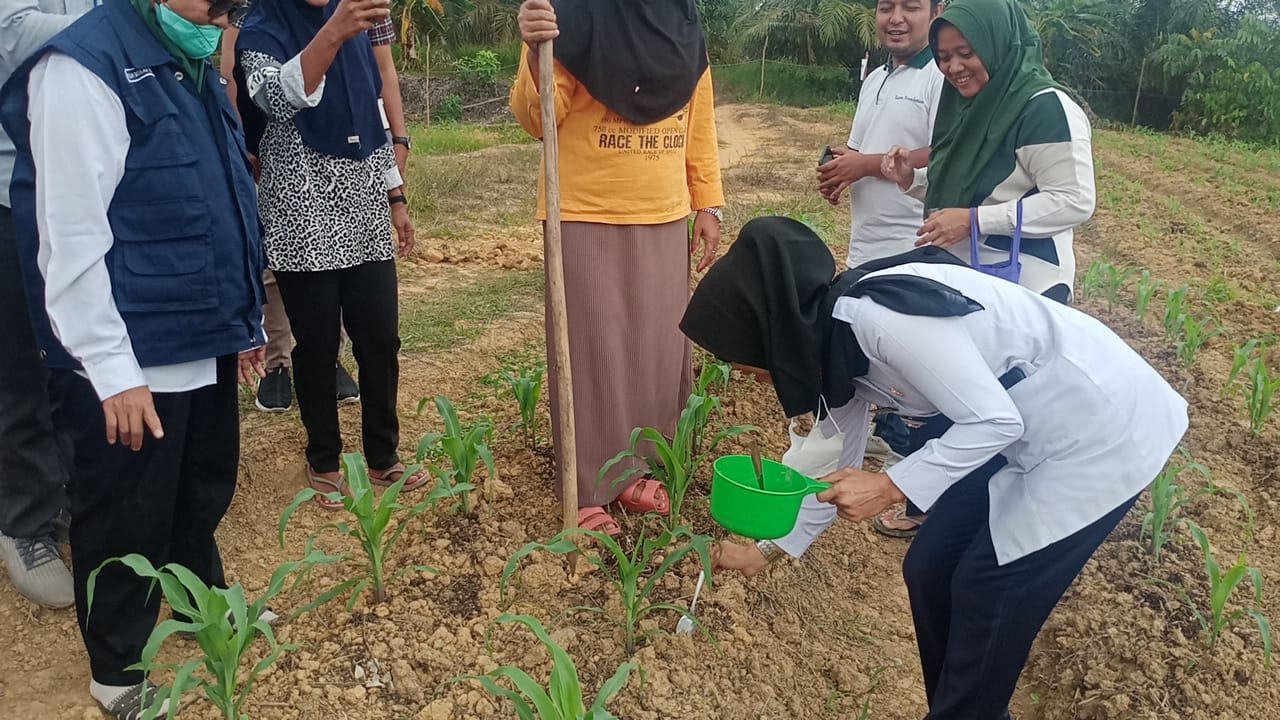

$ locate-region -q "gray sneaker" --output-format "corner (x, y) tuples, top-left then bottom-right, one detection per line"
(0, 532), (74, 608)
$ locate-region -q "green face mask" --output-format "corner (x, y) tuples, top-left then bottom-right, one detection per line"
(155, 3), (223, 58)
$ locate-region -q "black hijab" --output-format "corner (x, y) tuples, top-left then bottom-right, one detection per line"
(552, 0), (708, 125)
(679, 217), (983, 418)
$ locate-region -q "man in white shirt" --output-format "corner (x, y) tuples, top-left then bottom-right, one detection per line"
(0, 0), (96, 610)
(816, 0), (945, 537)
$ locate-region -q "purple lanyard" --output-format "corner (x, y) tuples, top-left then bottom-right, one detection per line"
(969, 201), (1023, 284)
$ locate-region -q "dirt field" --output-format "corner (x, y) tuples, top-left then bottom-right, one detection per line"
(1, 103), (1277, 719)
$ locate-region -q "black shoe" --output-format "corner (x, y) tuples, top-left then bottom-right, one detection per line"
(336, 363), (360, 405)
(255, 367), (293, 413)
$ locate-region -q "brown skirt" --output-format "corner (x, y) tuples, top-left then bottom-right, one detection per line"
(545, 220), (693, 507)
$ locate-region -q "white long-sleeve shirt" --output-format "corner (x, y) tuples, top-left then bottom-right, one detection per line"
(28, 52), (215, 400)
(777, 262), (1187, 565)
(0, 0), (96, 206)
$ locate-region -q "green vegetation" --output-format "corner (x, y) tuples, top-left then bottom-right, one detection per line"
(408, 121), (533, 155)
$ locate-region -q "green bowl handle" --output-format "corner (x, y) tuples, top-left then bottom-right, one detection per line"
(805, 479), (833, 494)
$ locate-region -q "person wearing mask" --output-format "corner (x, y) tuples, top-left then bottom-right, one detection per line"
(0, 0), (96, 611)
(683, 218), (1186, 720)
(219, 4), (410, 412)
(512, 0), (725, 535)
(0, 0), (268, 714)
(236, 0), (425, 507)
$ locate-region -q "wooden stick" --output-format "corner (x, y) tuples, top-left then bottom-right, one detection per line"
(538, 41), (579, 551)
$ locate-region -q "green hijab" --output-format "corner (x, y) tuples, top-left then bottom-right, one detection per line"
(925, 0), (1061, 211)
(129, 0), (207, 91)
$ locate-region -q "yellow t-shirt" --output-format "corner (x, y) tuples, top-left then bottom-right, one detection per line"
(509, 49), (725, 225)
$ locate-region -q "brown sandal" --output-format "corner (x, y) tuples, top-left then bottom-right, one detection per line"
(307, 465), (347, 510)
(369, 462), (431, 492)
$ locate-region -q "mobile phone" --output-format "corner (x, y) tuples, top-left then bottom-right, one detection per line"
(819, 145), (836, 166)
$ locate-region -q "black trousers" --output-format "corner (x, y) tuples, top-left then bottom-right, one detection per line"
(51, 357), (239, 686)
(0, 206), (71, 539)
(903, 468), (1137, 719)
(274, 260), (401, 473)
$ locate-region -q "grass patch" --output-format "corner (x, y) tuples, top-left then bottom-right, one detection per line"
(713, 61), (854, 107)
(408, 121), (535, 155)
(400, 270), (543, 352)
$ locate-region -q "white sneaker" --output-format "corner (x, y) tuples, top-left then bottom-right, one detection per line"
(0, 532), (74, 608)
(863, 434), (905, 469)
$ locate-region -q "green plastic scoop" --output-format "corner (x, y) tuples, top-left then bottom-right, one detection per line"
(710, 455), (832, 540)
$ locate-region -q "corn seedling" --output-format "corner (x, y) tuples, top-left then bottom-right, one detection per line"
(1141, 447), (1214, 562)
(449, 613), (637, 720)
(1175, 315), (1225, 368)
(1133, 269), (1162, 323)
(498, 361), (545, 449)
(86, 545), (341, 720)
(1103, 263), (1138, 313)
(1242, 354), (1280, 435)
(416, 395), (495, 512)
(1163, 284), (1191, 338)
(1223, 338), (1263, 398)
(500, 524), (716, 655)
(693, 359), (732, 397)
(1079, 259), (1108, 300)
(601, 389), (756, 538)
(279, 453), (438, 609)
(1181, 522), (1272, 667)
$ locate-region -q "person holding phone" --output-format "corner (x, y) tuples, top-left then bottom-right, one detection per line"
(236, 0), (427, 507)
(1, 0), (267, 712)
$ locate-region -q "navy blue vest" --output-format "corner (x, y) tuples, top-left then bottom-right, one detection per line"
(0, 0), (265, 372)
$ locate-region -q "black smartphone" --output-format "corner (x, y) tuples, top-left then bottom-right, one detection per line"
(819, 145), (836, 166)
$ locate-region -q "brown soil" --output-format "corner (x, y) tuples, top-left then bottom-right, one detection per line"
(2, 106), (1278, 720)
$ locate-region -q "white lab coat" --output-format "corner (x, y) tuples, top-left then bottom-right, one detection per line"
(777, 263), (1188, 565)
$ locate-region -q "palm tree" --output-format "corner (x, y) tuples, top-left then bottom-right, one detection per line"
(730, 0), (877, 65)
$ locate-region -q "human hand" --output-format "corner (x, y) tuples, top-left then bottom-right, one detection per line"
(816, 147), (863, 205)
(324, 0), (391, 44)
(101, 386), (164, 451)
(690, 211), (722, 272)
(880, 145), (914, 191)
(710, 541), (772, 578)
(392, 202), (415, 258)
(238, 347), (266, 386)
(517, 0), (558, 45)
(915, 207), (970, 248)
(815, 468), (906, 523)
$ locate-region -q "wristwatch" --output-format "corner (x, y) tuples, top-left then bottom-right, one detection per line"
(392, 135), (412, 150)
(698, 206), (724, 223)
(756, 539), (786, 563)
(388, 192), (408, 206)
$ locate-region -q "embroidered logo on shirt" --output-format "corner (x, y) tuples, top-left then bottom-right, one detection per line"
(124, 67), (155, 83)
(889, 387), (905, 397)
(894, 94), (925, 105)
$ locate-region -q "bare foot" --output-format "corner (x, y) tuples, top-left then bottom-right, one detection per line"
(713, 541), (773, 578)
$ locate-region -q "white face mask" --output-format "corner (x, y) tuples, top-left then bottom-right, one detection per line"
(781, 395), (845, 478)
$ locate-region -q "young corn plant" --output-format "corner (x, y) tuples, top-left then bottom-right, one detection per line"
(417, 395), (495, 513)
(1133, 269), (1163, 323)
(1181, 522), (1272, 667)
(1163, 284), (1191, 338)
(86, 545), (341, 720)
(1222, 338), (1263, 398)
(1141, 447), (1214, 563)
(1242, 354), (1280, 435)
(1103, 263), (1138, 313)
(601, 389), (756, 538)
(1175, 314), (1226, 368)
(449, 613), (637, 720)
(279, 453), (438, 609)
(498, 361), (546, 449)
(1078, 259), (1108, 301)
(500, 524), (716, 655)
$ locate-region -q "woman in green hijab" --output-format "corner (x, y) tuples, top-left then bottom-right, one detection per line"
(882, 0), (1095, 305)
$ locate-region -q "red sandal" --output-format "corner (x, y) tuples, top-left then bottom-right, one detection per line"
(614, 478), (670, 516)
(369, 462), (431, 492)
(578, 506), (622, 537)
